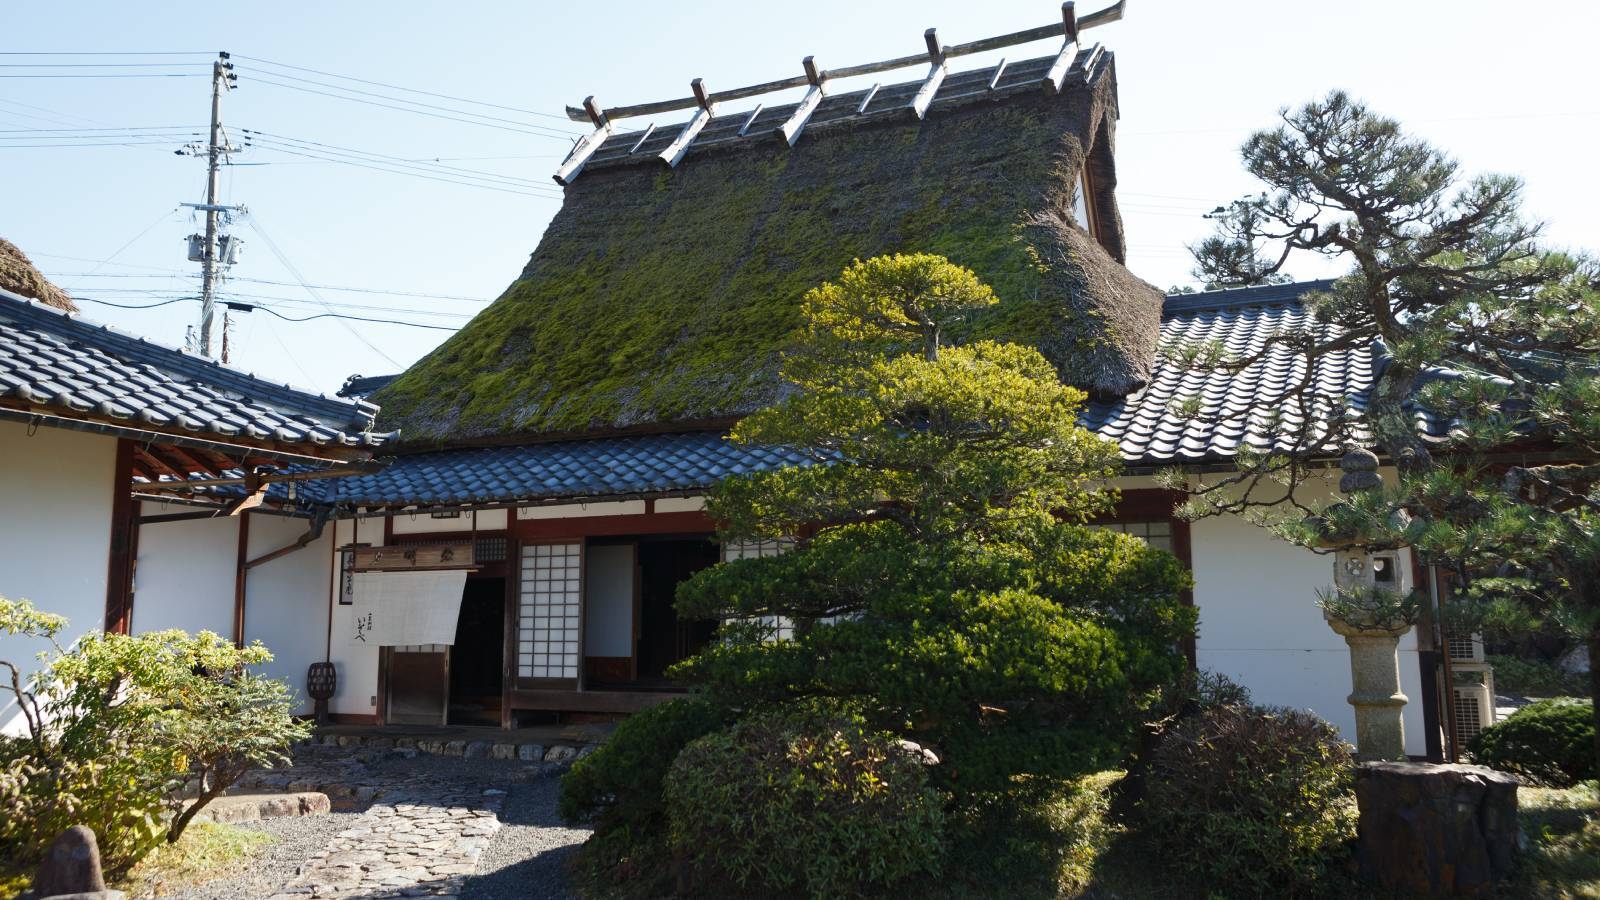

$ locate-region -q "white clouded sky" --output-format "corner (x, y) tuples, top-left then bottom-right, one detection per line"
(6, 1), (1597, 395)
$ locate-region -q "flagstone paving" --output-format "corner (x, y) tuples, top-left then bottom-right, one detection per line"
(171, 740), (593, 900)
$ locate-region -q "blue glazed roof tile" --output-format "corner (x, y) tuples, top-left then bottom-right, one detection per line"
(0, 288), (392, 451)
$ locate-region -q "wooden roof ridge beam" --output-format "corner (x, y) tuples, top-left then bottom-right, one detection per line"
(908, 29), (947, 120)
(552, 97), (614, 186)
(562, 0), (1128, 124)
(776, 57), (825, 146)
(658, 79), (716, 168)
(1042, 3), (1080, 93)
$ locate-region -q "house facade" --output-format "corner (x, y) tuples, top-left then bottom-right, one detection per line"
(2, 9), (1462, 760)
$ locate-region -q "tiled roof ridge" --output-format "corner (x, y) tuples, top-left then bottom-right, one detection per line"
(1161, 278), (1337, 317)
(0, 286), (381, 431)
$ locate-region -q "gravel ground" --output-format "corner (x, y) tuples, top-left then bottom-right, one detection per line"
(461, 776), (591, 900)
(156, 810), (362, 900)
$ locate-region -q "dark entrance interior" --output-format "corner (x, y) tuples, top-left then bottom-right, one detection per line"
(448, 576), (505, 725)
(636, 538), (720, 681)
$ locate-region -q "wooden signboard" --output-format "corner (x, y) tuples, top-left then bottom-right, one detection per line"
(351, 543), (476, 572)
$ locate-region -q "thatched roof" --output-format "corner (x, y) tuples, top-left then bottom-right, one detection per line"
(378, 47), (1163, 444)
(0, 238), (75, 312)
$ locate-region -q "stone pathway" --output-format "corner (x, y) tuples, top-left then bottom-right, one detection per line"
(270, 790), (503, 899)
(212, 740), (594, 900)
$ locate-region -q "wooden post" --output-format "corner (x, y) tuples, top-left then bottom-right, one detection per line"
(908, 29), (947, 120)
(103, 439), (136, 635)
(232, 510), (250, 647)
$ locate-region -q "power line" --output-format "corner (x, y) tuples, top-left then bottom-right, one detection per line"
(246, 140), (560, 199)
(74, 295), (192, 309)
(0, 125), (201, 132)
(244, 214), (404, 367)
(0, 51), (212, 56)
(0, 62), (210, 68)
(243, 74), (576, 141)
(232, 66), (576, 139)
(243, 129), (560, 190)
(232, 54), (579, 125)
(0, 73), (209, 79)
(250, 304), (459, 331)
(57, 207), (184, 292)
(41, 270), (492, 304)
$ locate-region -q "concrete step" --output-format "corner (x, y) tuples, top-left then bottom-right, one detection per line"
(197, 791), (331, 825)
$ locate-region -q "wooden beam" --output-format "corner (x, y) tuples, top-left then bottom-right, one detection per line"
(907, 29), (947, 120)
(508, 686), (681, 714)
(132, 445), (184, 482)
(736, 103), (764, 137)
(625, 122), (656, 154)
(552, 97), (614, 186)
(104, 439), (136, 635)
(133, 462), (381, 494)
(563, 0), (1128, 123)
(857, 83), (881, 114)
(1042, 3), (1080, 93)
(987, 57), (1009, 91)
(657, 79), (715, 168)
(775, 57), (825, 146)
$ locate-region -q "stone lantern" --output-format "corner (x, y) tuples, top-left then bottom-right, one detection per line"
(1321, 449), (1414, 761)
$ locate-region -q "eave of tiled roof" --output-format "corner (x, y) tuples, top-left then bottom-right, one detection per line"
(0, 288), (394, 454)
(295, 431), (815, 509)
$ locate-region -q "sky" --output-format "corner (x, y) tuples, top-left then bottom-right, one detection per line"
(6, 1), (1598, 398)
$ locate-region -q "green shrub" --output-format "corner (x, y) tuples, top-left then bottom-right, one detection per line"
(559, 697), (729, 830)
(663, 702), (945, 898)
(560, 697), (730, 897)
(1142, 704), (1357, 898)
(0, 597), (308, 876)
(1487, 654), (1588, 697)
(1470, 698), (1596, 787)
(935, 771), (1122, 899)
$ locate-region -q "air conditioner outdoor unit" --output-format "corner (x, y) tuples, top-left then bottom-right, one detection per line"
(1447, 634), (1486, 664)
(1452, 682), (1496, 748)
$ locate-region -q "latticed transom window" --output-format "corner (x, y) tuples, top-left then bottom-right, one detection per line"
(723, 539), (796, 641)
(518, 543), (581, 678)
(1092, 520), (1173, 554)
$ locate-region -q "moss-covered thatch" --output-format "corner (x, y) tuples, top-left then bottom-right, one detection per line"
(0, 238), (75, 312)
(378, 55), (1162, 443)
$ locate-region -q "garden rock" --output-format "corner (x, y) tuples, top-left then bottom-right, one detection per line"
(25, 825), (125, 900)
(1355, 761), (1519, 895)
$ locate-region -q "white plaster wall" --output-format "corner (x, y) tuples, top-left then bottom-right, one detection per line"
(243, 514), (334, 716)
(325, 516), (385, 716)
(130, 502), (238, 638)
(585, 543), (634, 657)
(1190, 511), (1426, 757)
(0, 422), (116, 735)
(391, 508), (508, 534)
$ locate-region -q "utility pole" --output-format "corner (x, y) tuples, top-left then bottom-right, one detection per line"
(198, 52), (231, 358)
(178, 52), (241, 358)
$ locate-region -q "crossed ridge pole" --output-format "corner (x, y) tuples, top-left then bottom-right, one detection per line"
(552, 0), (1125, 186)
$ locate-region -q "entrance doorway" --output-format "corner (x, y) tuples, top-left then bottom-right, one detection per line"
(448, 576), (505, 725)
(635, 538), (720, 681)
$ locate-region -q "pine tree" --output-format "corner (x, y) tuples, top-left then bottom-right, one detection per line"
(676, 254), (1195, 792)
(1181, 90), (1600, 768)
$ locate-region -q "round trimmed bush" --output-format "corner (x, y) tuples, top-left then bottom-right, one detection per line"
(663, 703), (945, 898)
(1142, 704), (1356, 898)
(1469, 697), (1595, 786)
